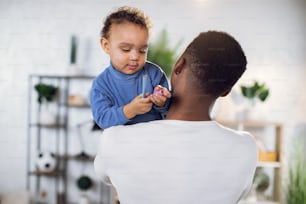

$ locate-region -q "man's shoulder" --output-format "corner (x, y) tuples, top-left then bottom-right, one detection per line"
(215, 121), (250, 135)
(105, 120), (164, 133)
(101, 121), (166, 145)
(216, 122), (257, 151)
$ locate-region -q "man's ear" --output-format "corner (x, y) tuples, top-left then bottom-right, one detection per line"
(172, 57), (185, 75)
(220, 88), (231, 97)
(100, 38), (110, 53)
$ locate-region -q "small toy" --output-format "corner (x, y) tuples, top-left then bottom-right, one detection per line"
(35, 151), (57, 172)
(153, 85), (164, 96)
(154, 90), (164, 96)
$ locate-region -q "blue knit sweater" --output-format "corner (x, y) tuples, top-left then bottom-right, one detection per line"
(90, 62), (169, 129)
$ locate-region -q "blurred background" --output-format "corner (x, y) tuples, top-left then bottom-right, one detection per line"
(0, 0), (305, 204)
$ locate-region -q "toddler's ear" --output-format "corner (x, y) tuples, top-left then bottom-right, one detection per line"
(100, 38), (110, 53)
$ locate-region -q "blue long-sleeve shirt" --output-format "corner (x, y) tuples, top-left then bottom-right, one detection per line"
(90, 62), (169, 129)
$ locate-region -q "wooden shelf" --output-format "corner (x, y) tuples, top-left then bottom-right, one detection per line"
(217, 120), (282, 128)
(62, 153), (95, 161)
(29, 170), (65, 177)
(30, 123), (67, 128)
(257, 161), (281, 168)
(27, 75), (103, 204)
(30, 74), (95, 80)
(218, 120), (283, 204)
(66, 104), (91, 108)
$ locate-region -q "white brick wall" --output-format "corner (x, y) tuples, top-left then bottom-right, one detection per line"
(0, 0), (305, 201)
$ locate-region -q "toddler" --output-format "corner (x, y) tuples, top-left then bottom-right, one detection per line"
(90, 6), (171, 129)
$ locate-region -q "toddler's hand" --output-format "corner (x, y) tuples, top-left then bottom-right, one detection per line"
(123, 94), (153, 119)
(150, 85), (171, 107)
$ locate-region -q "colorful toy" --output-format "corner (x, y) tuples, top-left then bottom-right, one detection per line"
(153, 85), (164, 96)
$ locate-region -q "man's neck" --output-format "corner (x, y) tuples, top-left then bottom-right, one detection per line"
(166, 110), (211, 121)
(166, 96), (214, 121)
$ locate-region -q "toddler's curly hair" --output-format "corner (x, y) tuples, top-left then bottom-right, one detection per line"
(101, 6), (152, 39)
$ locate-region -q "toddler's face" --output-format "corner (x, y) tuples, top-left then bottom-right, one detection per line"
(101, 22), (149, 75)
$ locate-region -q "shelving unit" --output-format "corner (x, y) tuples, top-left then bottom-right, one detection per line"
(218, 120), (283, 204)
(26, 74), (106, 204)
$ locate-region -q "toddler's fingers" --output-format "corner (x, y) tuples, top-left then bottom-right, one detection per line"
(154, 85), (163, 90)
(138, 93), (150, 98)
(152, 95), (166, 106)
(148, 94), (157, 103)
(162, 88), (171, 98)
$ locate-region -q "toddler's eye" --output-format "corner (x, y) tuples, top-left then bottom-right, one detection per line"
(139, 48), (147, 54)
(121, 48), (130, 52)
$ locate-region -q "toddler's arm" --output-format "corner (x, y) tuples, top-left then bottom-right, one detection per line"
(90, 87), (129, 129)
(123, 94), (153, 119)
(91, 86), (153, 129)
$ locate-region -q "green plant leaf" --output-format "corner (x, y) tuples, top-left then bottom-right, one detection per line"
(34, 83), (58, 104)
(241, 86), (256, 99)
(147, 29), (182, 76)
(258, 89), (269, 102)
(286, 137), (306, 204)
(240, 81), (270, 102)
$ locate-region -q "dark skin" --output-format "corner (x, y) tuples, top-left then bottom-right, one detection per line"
(166, 55), (230, 121)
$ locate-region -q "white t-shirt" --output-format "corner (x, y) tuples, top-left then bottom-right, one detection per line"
(94, 120), (258, 204)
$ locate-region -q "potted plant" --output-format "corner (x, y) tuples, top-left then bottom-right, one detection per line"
(34, 83), (58, 125)
(237, 81), (270, 120)
(76, 175), (93, 204)
(67, 35), (83, 75)
(240, 81), (269, 106)
(285, 136), (306, 204)
(35, 83), (58, 104)
(147, 29), (182, 77)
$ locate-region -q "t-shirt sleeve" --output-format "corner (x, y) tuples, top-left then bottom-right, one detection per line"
(94, 130), (114, 185)
(237, 132), (258, 201)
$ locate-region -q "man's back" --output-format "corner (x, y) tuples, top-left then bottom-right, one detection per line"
(94, 120), (258, 204)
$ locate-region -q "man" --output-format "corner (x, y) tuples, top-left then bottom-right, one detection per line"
(94, 31), (258, 204)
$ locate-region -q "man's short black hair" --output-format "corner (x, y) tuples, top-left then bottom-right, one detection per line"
(185, 31), (247, 96)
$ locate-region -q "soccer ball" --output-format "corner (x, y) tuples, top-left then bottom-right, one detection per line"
(35, 151), (57, 172)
